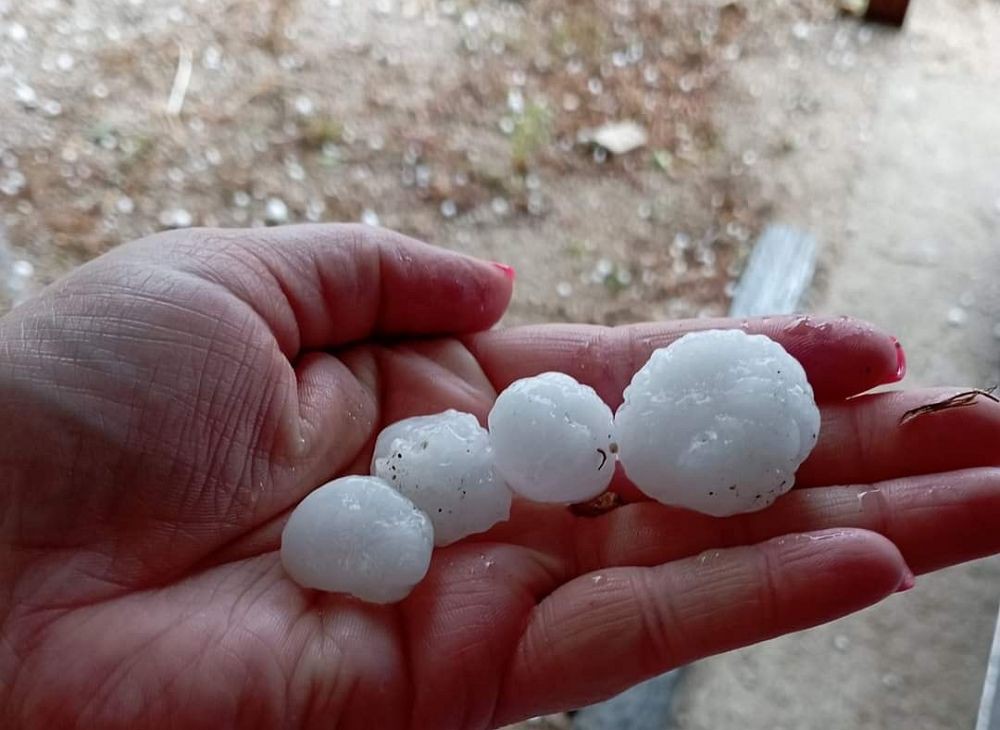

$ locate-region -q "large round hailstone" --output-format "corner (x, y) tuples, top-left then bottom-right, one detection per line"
(280, 476), (433, 603)
(488, 372), (616, 503)
(371, 410), (512, 546)
(615, 329), (820, 517)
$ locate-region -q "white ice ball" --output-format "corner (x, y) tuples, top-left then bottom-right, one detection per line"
(371, 410), (512, 546)
(280, 476), (434, 603)
(615, 329), (820, 517)
(488, 372), (616, 503)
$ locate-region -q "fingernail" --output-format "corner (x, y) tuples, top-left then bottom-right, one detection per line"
(891, 337), (907, 382)
(896, 567), (916, 593)
(493, 262), (516, 281)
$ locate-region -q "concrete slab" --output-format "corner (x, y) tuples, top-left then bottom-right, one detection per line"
(674, 0), (1000, 727)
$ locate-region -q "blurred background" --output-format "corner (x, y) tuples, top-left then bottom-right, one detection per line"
(0, 0), (997, 728)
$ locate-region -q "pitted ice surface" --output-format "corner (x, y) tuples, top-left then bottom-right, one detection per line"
(372, 410), (512, 546)
(280, 476), (434, 603)
(615, 329), (820, 517)
(488, 372), (616, 503)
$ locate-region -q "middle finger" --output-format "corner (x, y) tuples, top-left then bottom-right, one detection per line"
(797, 388), (1000, 487)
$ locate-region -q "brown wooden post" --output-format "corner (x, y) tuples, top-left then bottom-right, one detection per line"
(865, 0), (911, 26)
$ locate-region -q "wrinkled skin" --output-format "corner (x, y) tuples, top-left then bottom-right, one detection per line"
(1, 225), (998, 730)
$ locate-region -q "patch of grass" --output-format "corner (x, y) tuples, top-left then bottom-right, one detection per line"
(601, 263), (634, 296)
(115, 134), (158, 182)
(510, 102), (552, 174)
(299, 117), (343, 149)
(651, 149), (673, 173)
(564, 240), (587, 258)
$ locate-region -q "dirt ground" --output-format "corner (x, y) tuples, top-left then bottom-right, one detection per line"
(0, 0), (829, 321)
(1, 0), (997, 729)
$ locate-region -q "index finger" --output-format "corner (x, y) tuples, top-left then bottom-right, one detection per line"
(465, 316), (904, 407)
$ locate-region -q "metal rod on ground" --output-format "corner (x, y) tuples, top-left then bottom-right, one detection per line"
(976, 604), (1000, 730)
(729, 225), (818, 319)
(571, 224), (819, 730)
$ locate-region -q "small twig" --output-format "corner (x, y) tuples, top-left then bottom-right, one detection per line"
(900, 387), (999, 425)
(166, 43), (193, 116)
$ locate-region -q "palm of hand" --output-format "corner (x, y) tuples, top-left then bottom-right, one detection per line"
(2, 226), (998, 730)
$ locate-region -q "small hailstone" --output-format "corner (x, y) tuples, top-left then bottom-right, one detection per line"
(11, 260), (34, 278)
(371, 410), (512, 546)
(265, 197), (289, 225)
(293, 94), (314, 116)
(158, 208), (193, 229)
(14, 84), (37, 108)
(280, 476), (433, 603)
(8, 22), (27, 42)
(615, 329), (820, 517)
(489, 372), (616, 503)
(946, 306), (967, 327)
(115, 195), (135, 214)
(440, 199), (457, 218)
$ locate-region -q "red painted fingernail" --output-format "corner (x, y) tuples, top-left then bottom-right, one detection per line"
(493, 263), (516, 281)
(891, 337), (907, 382)
(896, 568), (916, 593)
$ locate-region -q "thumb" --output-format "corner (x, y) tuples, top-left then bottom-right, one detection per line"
(102, 223), (515, 357)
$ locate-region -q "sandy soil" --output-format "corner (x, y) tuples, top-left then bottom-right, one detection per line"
(673, 1), (1000, 728)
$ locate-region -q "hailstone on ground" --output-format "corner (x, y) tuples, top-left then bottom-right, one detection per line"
(488, 372), (616, 503)
(280, 476), (434, 603)
(371, 410), (512, 546)
(615, 329), (820, 517)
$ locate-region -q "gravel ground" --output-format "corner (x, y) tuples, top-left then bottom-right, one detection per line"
(0, 0), (833, 323)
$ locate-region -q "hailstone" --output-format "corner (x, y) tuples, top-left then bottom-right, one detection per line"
(488, 372), (616, 503)
(371, 410), (512, 546)
(280, 476), (434, 603)
(615, 329), (820, 517)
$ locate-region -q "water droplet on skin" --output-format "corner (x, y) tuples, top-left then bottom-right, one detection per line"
(804, 531), (849, 542)
(786, 316), (813, 335)
(591, 574), (605, 585)
(698, 550), (723, 565)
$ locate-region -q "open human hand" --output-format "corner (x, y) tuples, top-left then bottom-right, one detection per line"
(1, 225), (997, 729)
